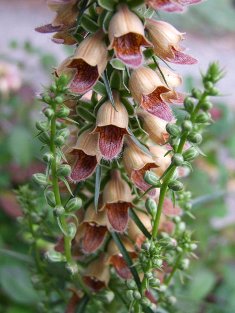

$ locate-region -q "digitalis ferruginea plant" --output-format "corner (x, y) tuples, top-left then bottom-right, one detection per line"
(21, 1), (224, 312)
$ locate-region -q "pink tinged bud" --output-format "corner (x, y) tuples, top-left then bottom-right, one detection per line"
(123, 138), (158, 197)
(102, 171), (133, 232)
(129, 67), (173, 121)
(108, 5), (152, 68)
(146, 19), (197, 65)
(66, 32), (108, 94)
(93, 94), (129, 160)
(67, 130), (101, 183)
(163, 198), (182, 216)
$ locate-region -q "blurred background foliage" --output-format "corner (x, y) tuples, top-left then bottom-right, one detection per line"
(0, 0), (235, 312)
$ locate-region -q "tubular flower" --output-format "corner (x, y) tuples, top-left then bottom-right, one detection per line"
(35, 0), (79, 41)
(146, 19), (197, 64)
(101, 170), (133, 233)
(83, 254), (110, 292)
(107, 238), (137, 279)
(108, 4), (152, 68)
(92, 93), (129, 160)
(58, 32), (108, 94)
(149, 145), (171, 177)
(128, 211), (152, 249)
(146, 0), (202, 13)
(137, 109), (169, 145)
(129, 66), (174, 121)
(66, 130), (101, 183)
(76, 206), (107, 254)
(123, 138), (158, 197)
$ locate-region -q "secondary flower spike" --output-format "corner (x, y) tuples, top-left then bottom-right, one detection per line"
(108, 4), (152, 68)
(63, 31), (108, 94)
(123, 137), (158, 197)
(92, 93), (129, 160)
(146, 19), (197, 64)
(146, 0), (202, 13)
(129, 66), (174, 121)
(101, 170), (133, 232)
(76, 206), (107, 254)
(66, 130), (101, 183)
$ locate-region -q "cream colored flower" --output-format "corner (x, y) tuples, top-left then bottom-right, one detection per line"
(149, 145), (171, 177)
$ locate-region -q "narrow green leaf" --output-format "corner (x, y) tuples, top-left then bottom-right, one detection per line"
(128, 128), (153, 157)
(60, 177), (74, 197)
(94, 165), (102, 212)
(77, 106), (96, 122)
(102, 70), (115, 108)
(80, 14), (99, 33)
(98, 0), (116, 11)
(121, 97), (134, 115)
(93, 81), (107, 96)
(110, 58), (126, 71)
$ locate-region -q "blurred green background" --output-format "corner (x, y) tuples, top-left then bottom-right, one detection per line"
(0, 0), (235, 312)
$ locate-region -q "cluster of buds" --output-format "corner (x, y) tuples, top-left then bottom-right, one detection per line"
(30, 1), (223, 312)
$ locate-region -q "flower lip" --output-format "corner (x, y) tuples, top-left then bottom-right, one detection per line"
(108, 4), (152, 68)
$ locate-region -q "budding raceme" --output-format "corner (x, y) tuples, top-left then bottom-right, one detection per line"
(92, 93), (129, 160)
(66, 130), (101, 183)
(108, 4), (152, 68)
(146, 19), (197, 64)
(35, 0), (78, 34)
(128, 211), (152, 249)
(107, 238), (137, 280)
(137, 109), (169, 145)
(149, 145), (171, 177)
(123, 137), (158, 197)
(146, 0), (202, 13)
(58, 31), (108, 94)
(129, 66), (173, 121)
(76, 205), (107, 254)
(101, 170), (133, 233)
(83, 254), (110, 291)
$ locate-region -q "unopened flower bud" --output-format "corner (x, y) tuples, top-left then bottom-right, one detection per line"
(44, 108), (54, 119)
(187, 132), (202, 144)
(126, 290), (134, 300)
(144, 171), (161, 187)
(145, 271), (153, 279)
(45, 190), (56, 207)
(45, 250), (65, 262)
(184, 97), (194, 112)
(145, 198), (157, 217)
(133, 291), (142, 300)
(33, 173), (49, 186)
(153, 258), (163, 268)
(159, 284), (167, 293)
(182, 120), (193, 132)
(168, 296), (177, 305)
(173, 216), (181, 224)
(38, 132), (50, 144)
(43, 153), (54, 163)
(42, 94), (51, 103)
(141, 297), (151, 307)
(168, 180), (184, 191)
(172, 153), (184, 166)
(53, 205), (65, 217)
(55, 96), (63, 104)
(177, 221), (186, 232)
(183, 147), (199, 161)
(195, 112), (210, 123)
(36, 121), (48, 131)
(190, 243), (198, 251)
(56, 164), (71, 177)
(201, 101), (213, 111)
(149, 277), (160, 287)
(204, 81), (213, 90)
(50, 84), (57, 93)
(66, 263), (78, 276)
(126, 280), (136, 290)
(209, 87), (219, 96)
(68, 222), (77, 239)
(166, 123), (181, 137)
(184, 202), (192, 211)
(142, 241), (151, 251)
(65, 197), (82, 212)
(56, 106), (70, 118)
(180, 258), (190, 270)
(54, 135), (65, 146)
(191, 88), (202, 99)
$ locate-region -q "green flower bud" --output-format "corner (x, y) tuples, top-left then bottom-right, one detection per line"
(180, 258), (190, 270)
(45, 250), (64, 262)
(145, 271), (153, 279)
(44, 108), (54, 119)
(56, 106), (70, 118)
(190, 243), (198, 251)
(50, 84), (57, 93)
(172, 153), (184, 166)
(56, 164), (71, 177)
(184, 97), (194, 112)
(45, 190), (56, 207)
(153, 259), (163, 268)
(54, 135), (65, 146)
(183, 147), (199, 161)
(145, 198), (157, 217)
(168, 180), (184, 191)
(133, 291), (142, 300)
(159, 284), (167, 293)
(168, 296), (177, 305)
(182, 120), (193, 132)
(166, 123), (181, 137)
(184, 202), (192, 211)
(53, 205), (65, 217)
(65, 197), (82, 212)
(141, 297), (151, 307)
(144, 171), (161, 187)
(187, 132), (202, 144)
(36, 121), (48, 131)
(195, 112), (210, 123)
(149, 278), (160, 288)
(68, 222), (77, 239)
(57, 128), (70, 139)
(176, 246), (183, 253)
(173, 216), (181, 224)
(209, 87), (219, 96)
(66, 263), (78, 275)
(177, 222), (186, 232)
(33, 173), (49, 186)
(201, 101), (213, 111)
(191, 88), (202, 99)
(126, 290), (134, 300)
(43, 153), (54, 163)
(38, 132), (50, 145)
(142, 241), (151, 251)
(55, 96), (64, 104)
(204, 81), (213, 90)
(126, 280), (136, 290)
(42, 94), (51, 104)
(57, 74), (69, 86)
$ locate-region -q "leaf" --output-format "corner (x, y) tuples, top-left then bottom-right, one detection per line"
(102, 70), (115, 108)
(94, 165), (102, 212)
(60, 177), (74, 197)
(0, 265), (39, 304)
(98, 0), (117, 11)
(93, 81), (107, 96)
(128, 128), (153, 157)
(80, 14), (99, 33)
(110, 59), (126, 71)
